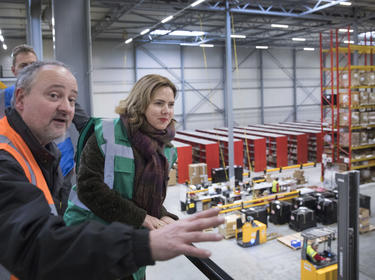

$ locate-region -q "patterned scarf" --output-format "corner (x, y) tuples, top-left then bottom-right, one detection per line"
(121, 114), (175, 218)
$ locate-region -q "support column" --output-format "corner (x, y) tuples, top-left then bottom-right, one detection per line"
(259, 50), (264, 124)
(225, 0), (234, 180)
(180, 45), (186, 129)
(26, 0), (43, 59)
(52, 0), (92, 116)
(133, 44), (137, 82)
(293, 49), (297, 121)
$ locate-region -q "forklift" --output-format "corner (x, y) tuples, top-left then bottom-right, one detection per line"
(301, 227), (337, 280)
(300, 170), (361, 280)
(235, 210), (267, 247)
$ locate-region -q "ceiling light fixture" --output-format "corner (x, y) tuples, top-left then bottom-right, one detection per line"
(303, 47), (315, 51)
(231, 34), (246, 39)
(339, 28), (353, 33)
(292, 37), (306, 42)
(170, 30), (205, 36)
(161, 15), (173, 24)
(125, 38), (133, 44)
(3, 44), (7, 50)
(0, 35), (4, 42)
(180, 43), (199, 46)
(140, 28), (150, 35)
(191, 0), (206, 7)
(200, 44), (214, 47)
(151, 30), (171, 35)
(256, 46), (269, 49)
(339, 1), (352, 6)
(271, 24), (289, 29)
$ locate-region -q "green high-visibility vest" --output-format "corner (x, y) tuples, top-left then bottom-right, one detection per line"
(64, 118), (177, 280)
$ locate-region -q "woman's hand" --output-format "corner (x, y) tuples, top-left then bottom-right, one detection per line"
(143, 214), (166, 230)
(161, 216), (176, 225)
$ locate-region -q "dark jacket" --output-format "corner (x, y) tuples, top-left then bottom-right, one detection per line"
(0, 108), (153, 280)
(76, 133), (178, 228)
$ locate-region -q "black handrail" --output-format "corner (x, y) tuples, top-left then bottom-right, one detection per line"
(185, 255), (234, 280)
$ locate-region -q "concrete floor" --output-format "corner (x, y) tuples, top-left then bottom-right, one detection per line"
(147, 165), (375, 280)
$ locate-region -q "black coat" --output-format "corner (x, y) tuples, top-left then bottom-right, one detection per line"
(0, 109), (153, 280)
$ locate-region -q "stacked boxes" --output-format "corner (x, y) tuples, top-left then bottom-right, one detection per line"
(359, 208), (370, 234)
(188, 163), (208, 185)
(218, 213), (241, 239)
(167, 168), (177, 186)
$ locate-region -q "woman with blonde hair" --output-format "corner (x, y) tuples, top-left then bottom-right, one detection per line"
(64, 74), (178, 280)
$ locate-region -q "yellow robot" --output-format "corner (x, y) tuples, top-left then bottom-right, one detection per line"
(235, 211), (266, 247)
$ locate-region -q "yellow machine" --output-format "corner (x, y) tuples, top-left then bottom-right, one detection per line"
(235, 212), (266, 247)
(301, 227), (337, 280)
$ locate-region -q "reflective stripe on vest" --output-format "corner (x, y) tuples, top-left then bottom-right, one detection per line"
(0, 117), (58, 279)
(101, 119), (133, 189)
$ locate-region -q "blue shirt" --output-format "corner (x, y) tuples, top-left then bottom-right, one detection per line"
(4, 84), (15, 108)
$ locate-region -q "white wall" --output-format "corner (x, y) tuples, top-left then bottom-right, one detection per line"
(0, 39), (321, 129)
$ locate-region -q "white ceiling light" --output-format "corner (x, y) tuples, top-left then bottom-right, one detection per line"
(161, 15), (173, 24)
(125, 38), (133, 44)
(2, 44), (7, 50)
(191, 0), (206, 7)
(200, 44), (214, 47)
(256, 46), (269, 49)
(344, 40), (354, 44)
(303, 47), (315, 51)
(140, 28), (150, 35)
(292, 37), (306, 42)
(0, 29), (2, 35)
(151, 30), (171, 35)
(271, 24), (289, 29)
(170, 30), (205, 36)
(231, 34), (246, 39)
(339, 28), (353, 33)
(339, 1), (352, 6)
(180, 43), (199, 46)
(0, 35), (4, 42)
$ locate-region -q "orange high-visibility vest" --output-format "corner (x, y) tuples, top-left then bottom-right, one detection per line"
(0, 116), (57, 280)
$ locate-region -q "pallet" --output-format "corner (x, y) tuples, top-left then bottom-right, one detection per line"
(277, 232), (302, 250)
(360, 224), (375, 234)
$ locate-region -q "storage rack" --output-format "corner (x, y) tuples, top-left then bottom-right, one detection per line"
(262, 123), (323, 163)
(215, 127), (288, 168)
(171, 140), (192, 184)
(245, 125), (308, 165)
(320, 28), (375, 182)
(195, 129), (267, 172)
(174, 133), (220, 177)
(177, 130), (244, 168)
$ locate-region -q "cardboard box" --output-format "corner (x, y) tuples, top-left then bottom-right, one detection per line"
(218, 213), (241, 239)
(340, 132), (360, 147)
(168, 169), (177, 186)
(367, 72), (375, 86)
(368, 111), (375, 124)
(339, 110), (360, 126)
(359, 71), (369, 85)
(369, 91), (375, 104)
(340, 71), (360, 87)
(359, 90), (369, 105)
(360, 131), (368, 145)
(360, 112), (369, 125)
(339, 92), (359, 107)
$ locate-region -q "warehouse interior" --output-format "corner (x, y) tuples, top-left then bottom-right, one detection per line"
(0, 0), (375, 279)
